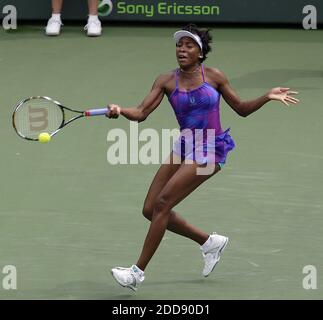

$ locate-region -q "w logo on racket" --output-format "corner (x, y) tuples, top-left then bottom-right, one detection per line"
(28, 106), (48, 131)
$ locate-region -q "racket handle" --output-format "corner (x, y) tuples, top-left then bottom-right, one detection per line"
(84, 107), (110, 116)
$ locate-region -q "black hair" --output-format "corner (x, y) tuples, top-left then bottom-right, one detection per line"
(182, 23), (212, 63)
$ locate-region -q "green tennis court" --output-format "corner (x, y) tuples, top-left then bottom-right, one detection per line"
(0, 25), (322, 299)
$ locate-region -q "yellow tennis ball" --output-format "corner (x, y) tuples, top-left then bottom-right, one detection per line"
(38, 132), (51, 143)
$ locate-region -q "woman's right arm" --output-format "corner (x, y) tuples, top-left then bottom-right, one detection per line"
(108, 74), (167, 122)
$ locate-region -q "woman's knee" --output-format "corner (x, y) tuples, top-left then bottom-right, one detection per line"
(153, 195), (171, 215)
(143, 195), (172, 220)
(142, 203), (153, 220)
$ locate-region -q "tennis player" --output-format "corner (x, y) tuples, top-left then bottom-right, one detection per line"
(107, 24), (299, 291)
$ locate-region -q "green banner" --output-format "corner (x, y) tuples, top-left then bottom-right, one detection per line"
(2, 0), (322, 23)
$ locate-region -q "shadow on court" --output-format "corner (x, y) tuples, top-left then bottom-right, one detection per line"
(231, 69), (323, 90)
(8, 278), (222, 300)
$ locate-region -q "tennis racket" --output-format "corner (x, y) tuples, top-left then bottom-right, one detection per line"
(12, 96), (110, 141)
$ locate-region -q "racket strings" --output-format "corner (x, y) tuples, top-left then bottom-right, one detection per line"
(13, 98), (64, 139)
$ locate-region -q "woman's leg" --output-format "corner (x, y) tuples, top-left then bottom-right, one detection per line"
(87, 0), (99, 15)
(143, 154), (213, 245)
(137, 160), (220, 271)
(51, 0), (63, 14)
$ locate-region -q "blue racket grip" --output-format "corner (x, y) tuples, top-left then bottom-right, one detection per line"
(84, 107), (110, 116)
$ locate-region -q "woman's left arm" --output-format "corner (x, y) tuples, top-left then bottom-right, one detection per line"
(212, 69), (299, 117)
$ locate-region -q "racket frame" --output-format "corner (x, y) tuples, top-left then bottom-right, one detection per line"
(13, 96), (89, 141)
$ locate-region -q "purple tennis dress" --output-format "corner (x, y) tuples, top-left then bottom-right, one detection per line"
(168, 65), (235, 166)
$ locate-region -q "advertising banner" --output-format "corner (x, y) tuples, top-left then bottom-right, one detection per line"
(2, 0), (322, 24)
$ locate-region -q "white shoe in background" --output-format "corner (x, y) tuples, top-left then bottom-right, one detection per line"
(84, 17), (102, 37)
(45, 17), (63, 36)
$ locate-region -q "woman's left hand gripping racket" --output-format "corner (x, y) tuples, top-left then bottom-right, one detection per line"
(12, 96), (110, 141)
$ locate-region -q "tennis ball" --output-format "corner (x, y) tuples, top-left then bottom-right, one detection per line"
(38, 132), (51, 143)
(98, 0), (113, 16)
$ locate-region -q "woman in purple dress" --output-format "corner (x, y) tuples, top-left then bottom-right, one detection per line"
(107, 24), (299, 291)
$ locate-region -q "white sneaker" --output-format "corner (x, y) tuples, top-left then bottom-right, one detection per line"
(111, 265), (145, 291)
(201, 233), (229, 277)
(84, 18), (102, 37)
(45, 17), (63, 36)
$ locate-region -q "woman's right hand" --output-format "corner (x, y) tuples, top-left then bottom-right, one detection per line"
(107, 104), (122, 119)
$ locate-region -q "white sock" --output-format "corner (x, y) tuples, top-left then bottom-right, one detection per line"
(132, 265), (144, 276)
(51, 13), (61, 20)
(200, 235), (213, 252)
(88, 14), (99, 22)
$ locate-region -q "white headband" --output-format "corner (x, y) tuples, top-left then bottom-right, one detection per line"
(173, 30), (203, 51)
